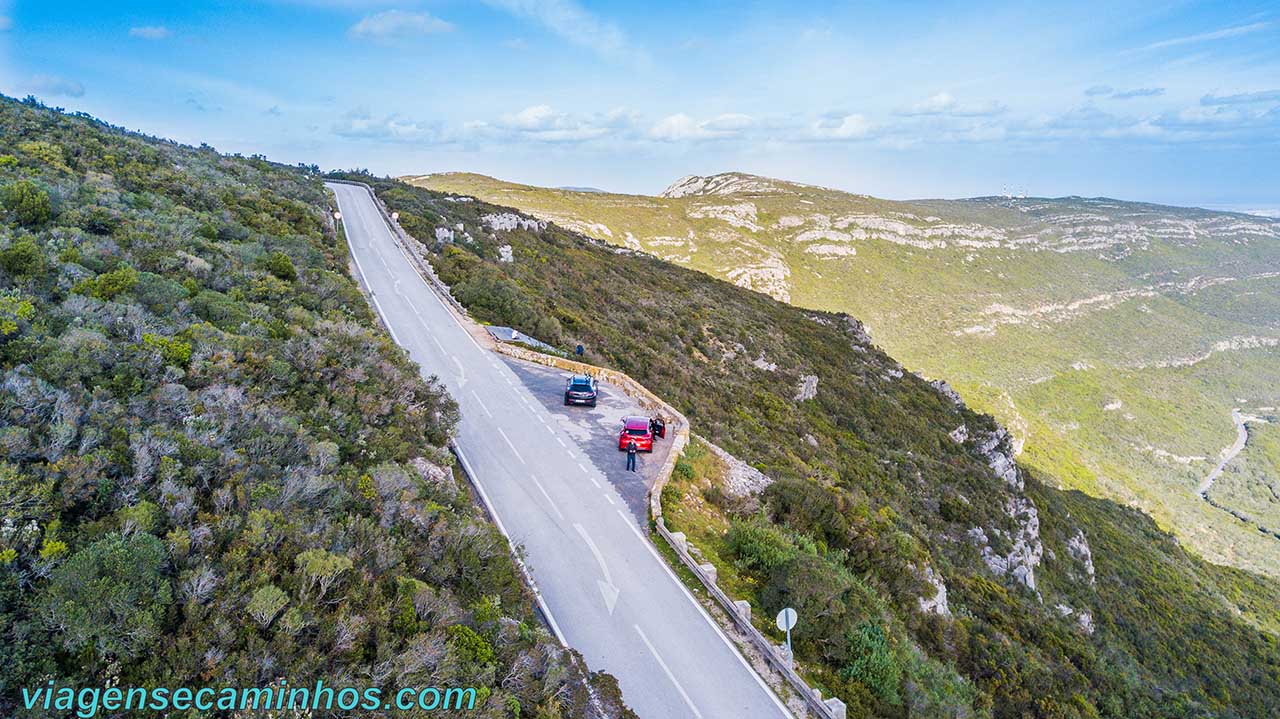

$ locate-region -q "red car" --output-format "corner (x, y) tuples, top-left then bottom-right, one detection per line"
(618, 416), (654, 452)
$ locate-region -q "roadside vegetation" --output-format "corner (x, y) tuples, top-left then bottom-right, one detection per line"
(0, 97), (633, 719)
(418, 172), (1280, 582)
(347, 171), (1280, 719)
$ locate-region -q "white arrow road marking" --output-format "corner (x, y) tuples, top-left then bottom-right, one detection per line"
(452, 355), (467, 387)
(635, 624), (704, 719)
(574, 523), (621, 615)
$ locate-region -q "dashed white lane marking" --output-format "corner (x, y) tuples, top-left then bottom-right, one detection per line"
(614, 508), (793, 717)
(577, 462), (589, 473)
(497, 428), (525, 465)
(603, 494), (615, 506)
(470, 391), (493, 418)
(530, 474), (564, 519)
(635, 624), (704, 719)
(556, 437), (566, 448)
(430, 334), (446, 353)
(450, 442), (567, 646)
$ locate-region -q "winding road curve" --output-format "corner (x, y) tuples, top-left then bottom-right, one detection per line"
(328, 182), (793, 719)
(1198, 409), (1248, 498)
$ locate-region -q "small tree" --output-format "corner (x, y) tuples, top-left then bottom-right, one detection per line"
(262, 251), (297, 281)
(2, 181), (52, 227)
(0, 238), (45, 277)
(38, 533), (173, 660)
(247, 584), (288, 628)
(296, 548), (352, 599)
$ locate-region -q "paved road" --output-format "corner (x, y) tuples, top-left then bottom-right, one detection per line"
(502, 358), (675, 524)
(328, 182), (792, 719)
(1199, 409), (1248, 498)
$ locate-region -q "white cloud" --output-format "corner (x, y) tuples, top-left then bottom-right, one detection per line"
(332, 108), (441, 142)
(483, 0), (640, 62)
(1084, 85), (1114, 97)
(1139, 21), (1270, 51)
(1112, 87), (1165, 99)
(809, 113), (874, 140)
(1201, 89), (1280, 106)
(486, 104), (634, 142)
(348, 10), (454, 42)
(649, 113), (753, 141)
(897, 92), (1006, 117)
(28, 74), (85, 98)
(129, 26), (172, 40)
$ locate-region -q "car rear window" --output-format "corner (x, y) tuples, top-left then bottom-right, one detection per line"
(626, 428), (648, 436)
(570, 382), (593, 390)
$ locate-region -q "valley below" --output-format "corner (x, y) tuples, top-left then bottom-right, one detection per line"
(412, 171), (1280, 579)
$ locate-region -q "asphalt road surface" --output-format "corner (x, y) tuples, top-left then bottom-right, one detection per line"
(328, 182), (792, 719)
(501, 358), (675, 525)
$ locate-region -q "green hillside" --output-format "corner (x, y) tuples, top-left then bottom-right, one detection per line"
(0, 98), (631, 718)
(348, 172), (1280, 719)
(412, 172), (1280, 579)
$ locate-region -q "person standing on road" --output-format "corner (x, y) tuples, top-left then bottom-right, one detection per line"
(626, 439), (638, 472)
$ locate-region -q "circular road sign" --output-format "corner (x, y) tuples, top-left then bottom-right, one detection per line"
(776, 607), (798, 633)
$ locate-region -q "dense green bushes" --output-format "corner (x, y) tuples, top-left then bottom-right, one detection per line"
(0, 97), (631, 719)
(1, 179), (52, 226)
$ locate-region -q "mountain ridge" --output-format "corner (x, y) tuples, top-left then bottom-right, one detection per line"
(410, 170), (1280, 581)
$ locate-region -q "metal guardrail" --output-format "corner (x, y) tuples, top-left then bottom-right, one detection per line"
(333, 177), (844, 719)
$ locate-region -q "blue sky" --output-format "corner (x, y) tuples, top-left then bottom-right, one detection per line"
(1, 1), (1278, 209)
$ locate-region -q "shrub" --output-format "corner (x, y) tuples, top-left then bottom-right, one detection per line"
(0, 293), (36, 336)
(725, 519), (798, 574)
(74, 264), (138, 300)
(1, 180), (52, 226)
(843, 622), (902, 706)
(141, 333), (192, 367)
(38, 533), (173, 659)
(262, 250), (297, 281)
(0, 238), (45, 277)
(448, 624), (495, 668)
(247, 584), (288, 628)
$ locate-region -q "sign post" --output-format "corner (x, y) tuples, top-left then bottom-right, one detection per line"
(776, 607), (798, 671)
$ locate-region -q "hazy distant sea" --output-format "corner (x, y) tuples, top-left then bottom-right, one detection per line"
(1202, 203), (1280, 218)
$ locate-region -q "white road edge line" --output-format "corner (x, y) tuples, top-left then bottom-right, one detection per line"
(615, 509), (794, 718)
(635, 624), (704, 719)
(452, 442), (567, 646)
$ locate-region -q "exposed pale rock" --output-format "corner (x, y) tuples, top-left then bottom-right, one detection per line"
(481, 212), (545, 232)
(1066, 529), (1096, 587)
(794, 375), (818, 402)
(700, 437), (774, 498)
(688, 202), (761, 231)
(930, 379), (965, 408)
(917, 565), (951, 616)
